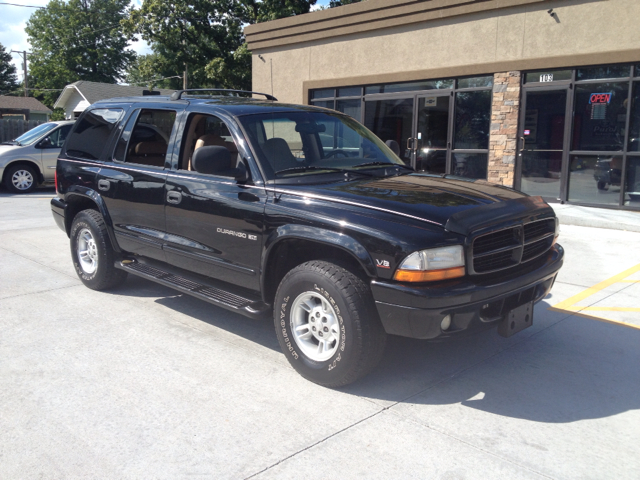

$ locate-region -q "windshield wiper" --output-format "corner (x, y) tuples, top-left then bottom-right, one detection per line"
(2, 140), (19, 146)
(352, 161), (414, 171)
(275, 165), (377, 177)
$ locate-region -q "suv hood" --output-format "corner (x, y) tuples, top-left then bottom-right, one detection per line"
(278, 173), (545, 228)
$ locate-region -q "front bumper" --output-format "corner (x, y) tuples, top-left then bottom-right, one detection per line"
(371, 244), (564, 339)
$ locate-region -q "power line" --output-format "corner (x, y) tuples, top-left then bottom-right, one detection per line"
(0, 2), (44, 7)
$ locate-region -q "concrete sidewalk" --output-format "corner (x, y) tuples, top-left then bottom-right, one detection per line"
(551, 203), (640, 232)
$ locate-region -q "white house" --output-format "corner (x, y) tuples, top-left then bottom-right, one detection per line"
(54, 81), (174, 119)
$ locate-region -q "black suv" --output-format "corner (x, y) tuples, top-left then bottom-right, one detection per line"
(51, 90), (564, 387)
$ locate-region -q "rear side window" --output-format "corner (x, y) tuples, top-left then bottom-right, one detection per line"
(65, 109), (124, 160)
(113, 109), (176, 167)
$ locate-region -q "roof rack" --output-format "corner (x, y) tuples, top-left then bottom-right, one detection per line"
(170, 89), (277, 101)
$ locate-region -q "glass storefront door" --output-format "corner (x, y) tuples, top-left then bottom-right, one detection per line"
(364, 97), (414, 166)
(415, 94), (451, 174)
(519, 88), (570, 200)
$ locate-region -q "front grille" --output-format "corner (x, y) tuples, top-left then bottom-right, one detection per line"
(472, 218), (555, 274)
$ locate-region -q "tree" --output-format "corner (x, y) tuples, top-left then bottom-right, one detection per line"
(0, 43), (19, 95)
(124, 0), (316, 91)
(125, 53), (183, 90)
(25, 0), (136, 107)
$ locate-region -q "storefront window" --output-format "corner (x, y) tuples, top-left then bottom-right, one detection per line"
(576, 65), (631, 80)
(365, 79), (454, 95)
(624, 156), (640, 206)
(627, 83), (640, 152)
(310, 89), (334, 99)
(525, 69), (572, 83)
(572, 82), (629, 151)
(458, 76), (493, 89)
(567, 155), (622, 205)
(336, 99), (361, 120)
(454, 90), (491, 149)
(452, 153), (488, 179)
(311, 100), (335, 110)
(337, 87), (361, 97)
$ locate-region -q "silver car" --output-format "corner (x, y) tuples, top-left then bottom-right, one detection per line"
(0, 120), (75, 193)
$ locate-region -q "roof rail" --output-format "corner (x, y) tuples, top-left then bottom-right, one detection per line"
(170, 89), (277, 101)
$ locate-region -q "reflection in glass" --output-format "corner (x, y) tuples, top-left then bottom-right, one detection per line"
(457, 76), (493, 89)
(524, 69), (572, 83)
(627, 83), (640, 152)
(576, 65), (631, 80)
(454, 90), (491, 149)
(310, 89), (334, 99)
(625, 156), (640, 205)
(336, 99), (361, 121)
(417, 96), (449, 148)
(520, 151), (562, 198)
(452, 153), (487, 179)
(311, 100), (335, 110)
(337, 87), (361, 97)
(568, 155), (621, 205)
(572, 83), (629, 151)
(364, 98), (414, 165)
(365, 79), (454, 95)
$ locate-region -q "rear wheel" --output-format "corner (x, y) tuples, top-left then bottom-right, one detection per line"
(5, 164), (37, 193)
(274, 260), (386, 387)
(70, 210), (127, 290)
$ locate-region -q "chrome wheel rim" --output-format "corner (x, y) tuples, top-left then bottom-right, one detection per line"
(11, 169), (34, 190)
(76, 228), (98, 274)
(290, 291), (341, 362)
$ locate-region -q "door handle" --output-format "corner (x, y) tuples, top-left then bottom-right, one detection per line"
(519, 136), (525, 153)
(98, 179), (110, 191)
(167, 191), (182, 205)
(406, 137), (415, 152)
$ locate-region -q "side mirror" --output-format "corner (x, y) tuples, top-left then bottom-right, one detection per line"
(36, 137), (53, 149)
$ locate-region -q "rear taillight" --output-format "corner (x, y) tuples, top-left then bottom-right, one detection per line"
(54, 170), (58, 194)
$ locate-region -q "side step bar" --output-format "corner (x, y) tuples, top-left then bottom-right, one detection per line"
(116, 260), (271, 320)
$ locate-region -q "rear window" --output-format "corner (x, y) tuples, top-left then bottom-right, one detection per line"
(65, 108), (124, 160)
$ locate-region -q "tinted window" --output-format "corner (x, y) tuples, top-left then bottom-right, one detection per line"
(65, 109), (124, 160)
(118, 109), (176, 167)
(454, 90), (491, 149)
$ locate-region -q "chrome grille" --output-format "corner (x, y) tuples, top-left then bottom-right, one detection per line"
(472, 218), (555, 274)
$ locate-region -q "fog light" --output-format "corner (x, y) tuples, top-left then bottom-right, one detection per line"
(441, 314), (452, 331)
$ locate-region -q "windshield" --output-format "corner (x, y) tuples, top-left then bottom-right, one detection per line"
(237, 110), (409, 181)
(12, 122), (58, 146)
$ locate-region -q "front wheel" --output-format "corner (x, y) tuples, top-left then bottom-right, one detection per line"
(274, 261), (386, 387)
(70, 210), (127, 290)
(4, 164), (37, 193)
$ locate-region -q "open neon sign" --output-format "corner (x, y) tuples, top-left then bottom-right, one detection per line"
(590, 93), (612, 104)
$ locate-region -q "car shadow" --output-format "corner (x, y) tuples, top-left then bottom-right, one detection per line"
(105, 277), (640, 424)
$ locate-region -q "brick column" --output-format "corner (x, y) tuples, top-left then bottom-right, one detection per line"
(488, 71), (521, 187)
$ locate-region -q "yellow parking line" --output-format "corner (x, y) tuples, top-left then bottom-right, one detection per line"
(549, 263), (640, 329)
(552, 263), (640, 310)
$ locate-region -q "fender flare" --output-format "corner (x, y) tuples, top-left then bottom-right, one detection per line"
(64, 186), (122, 253)
(260, 224), (376, 293)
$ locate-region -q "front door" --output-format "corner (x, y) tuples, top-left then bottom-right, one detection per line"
(414, 94), (452, 174)
(518, 88), (571, 200)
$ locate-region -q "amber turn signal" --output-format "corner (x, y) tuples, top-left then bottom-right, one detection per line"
(393, 266), (465, 282)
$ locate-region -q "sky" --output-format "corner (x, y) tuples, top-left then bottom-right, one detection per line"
(0, 0), (331, 85)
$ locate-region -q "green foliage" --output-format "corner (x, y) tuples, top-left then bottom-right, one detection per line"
(0, 43), (19, 94)
(50, 108), (66, 121)
(329, 0), (362, 7)
(124, 0), (316, 91)
(25, 0), (136, 107)
(125, 53), (183, 90)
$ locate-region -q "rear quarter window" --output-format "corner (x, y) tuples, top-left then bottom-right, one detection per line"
(64, 108), (124, 160)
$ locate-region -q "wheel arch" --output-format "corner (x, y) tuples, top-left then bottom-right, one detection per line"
(261, 225), (376, 305)
(64, 189), (121, 252)
(3, 159), (44, 184)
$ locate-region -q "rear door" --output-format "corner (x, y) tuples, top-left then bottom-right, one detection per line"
(98, 105), (184, 262)
(163, 109), (267, 291)
(39, 124), (73, 181)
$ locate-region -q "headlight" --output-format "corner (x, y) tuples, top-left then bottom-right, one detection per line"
(394, 245), (465, 282)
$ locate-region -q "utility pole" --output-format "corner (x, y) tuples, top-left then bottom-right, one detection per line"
(183, 64), (188, 90)
(11, 50), (29, 97)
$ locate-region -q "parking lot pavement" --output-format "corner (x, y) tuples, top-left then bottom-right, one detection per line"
(1, 189), (640, 479)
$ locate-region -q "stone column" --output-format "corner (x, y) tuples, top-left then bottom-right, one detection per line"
(488, 71), (521, 187)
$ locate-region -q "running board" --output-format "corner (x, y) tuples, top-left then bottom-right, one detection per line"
(116, 260), (271, 320)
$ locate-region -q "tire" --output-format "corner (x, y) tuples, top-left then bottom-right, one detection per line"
(597, 180), (608, 191)
(4, 163), (38, 193)
(70, 210), (127, 290)
(274, 260), (387, 387)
